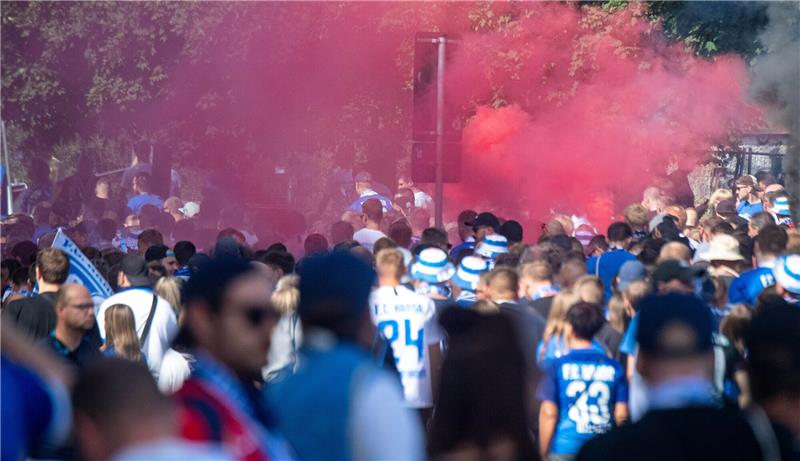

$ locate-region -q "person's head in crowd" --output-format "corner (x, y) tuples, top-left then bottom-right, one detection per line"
(735, 175), (760, 203)
(697, 234), (744, 273)
(642, 185), (668, 212)
(622, 279), (651, 319)
(450, 255), (488, 299)
(144, 244), (178, 276)
(485, 267), (519, 303)
(765, 191), (793, 221)
(715, 199), (738, 220)
(297, 251), (375, 345)
(137, 205), (160, 228)
(708, 276), (729, 310)
(217, 227), (246, 247)
(213, 235), (247, 260)
(624, 203), (649, 234)
(266, 242), (287, 253)
(375, 248), (405, 287)
(332, 239), (360, 253)
(349, 245), (375, 267)
(764, 183), (785, 194)
(685, 207), (699, 228)
(475, 233), (509, 261)
(586, 234), (609, 258)
(420, 227), (450, 252)
(727, 215), (750, 234)
(353, 171), (373, 195)
(330, 220), (355, 246)
(606, 222), (633, 249)
(772, 254), (800, 304)
(745, 304), (800, 436)
(565, 302), (605, 347)
(9, 265), (32, 293)
(72, 359), (180, 461)
(410, 247), (455, 298)
(393, 187), (415, 215)
(710, 220), (735, 238)
(663, 205), (687, 230)
(11, 240), (38, 266)
(518, 261), (555, 300)
(388, 220), (413, 249)
(184, 258), (278, 381)
(635, 294), (714, 386)
(361, 198), (383, 228)
(102, 304), (143, 362)
(719, 305), (751, 355)
(468, 212), (500, 242)
(428, 309), (536, 460)
(136, 229), (164, 256)
(34, 248), (70, 292)
(55, 283), (95, 341)
(558, 254), (588, 290)
(607, 295), (628, 334)
(372, 237), (398, 256)
(173, 240), (196, 268)
(2, 258), (21, 287)
(552, 214), (574, 237)
(748, 211), (776, 238)
(652, 260), (695, 295)
(573, 275), (604, 305)
(547, 234), (573, 255)
(303, 233), (329, 257)
(94, 175), (111, 200)
(117, 254), (151, 290)
(457, 209), (478, 243)
(147, 261), (167, 284)
(754, 170), (777, 191)
(708, 188), (735, 213)
(132, 172), (153, 195)
(410, 208), (431, 235)
(163, 196), (183, 220)
(616, 259), (647, 294)
(657, 241), (692, 264)
(155, 277), (183, 316)
(257, 250), (295, 280)
(543, 218), (566, 237)
(543, 290), (582, 343)
(753, 224), (787, 265)
(271, 274), (300, 316)
(123, 214), (140, 229)
(574, 223), (596, 250)
(499, 220), (523, 245)
(493, 252), (520, 269)
(32, 201), (53, 227)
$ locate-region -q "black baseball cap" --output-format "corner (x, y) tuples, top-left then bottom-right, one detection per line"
(715, 199), (737, 217)
(636, 293), (713, 358)
(121, 254), (150, 287)
(467, 212), (500, 231)
(144, 244), (168, 262)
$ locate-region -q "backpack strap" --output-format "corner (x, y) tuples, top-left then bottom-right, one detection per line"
(139, 294), (158, 345)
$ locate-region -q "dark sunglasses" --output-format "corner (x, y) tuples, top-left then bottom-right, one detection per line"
(242, 305), (279, 327)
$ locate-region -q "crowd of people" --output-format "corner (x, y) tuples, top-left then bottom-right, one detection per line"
(1, 160), (799, 461)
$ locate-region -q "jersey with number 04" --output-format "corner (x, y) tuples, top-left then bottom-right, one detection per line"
(538, 349), (628, 455)
(370, 285), (442, 408)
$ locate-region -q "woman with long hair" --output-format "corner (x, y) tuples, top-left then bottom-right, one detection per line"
(155, 276), (183, 317)
(102, 304), (143, 363)
(536, 291), (581, 366)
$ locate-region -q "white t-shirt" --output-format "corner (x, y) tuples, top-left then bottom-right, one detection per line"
(98, 288), (178, 378)
(158, 348), (193, 394)
(353, 228), (387, 253)
(369, 285), (442, 408)
(413, 190), (433, 209)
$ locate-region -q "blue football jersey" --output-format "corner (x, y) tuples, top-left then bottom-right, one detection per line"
(538, 349), (628, 455)
(728, 267), (774, 306)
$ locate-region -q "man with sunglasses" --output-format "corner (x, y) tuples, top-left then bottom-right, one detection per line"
(176, 257), (292, 461)
(734, 175), (764, 219)
(41, 284), (100, 370)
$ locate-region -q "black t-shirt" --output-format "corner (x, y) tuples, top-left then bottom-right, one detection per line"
(3, 292), (58, 341)
(40, 334), (101, 369)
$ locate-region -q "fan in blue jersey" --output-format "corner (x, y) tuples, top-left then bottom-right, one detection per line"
(734, 175), (764, 219)
(729, 225), (787, 306)
(370, 248), (443, 413)
(348, 172), (393, 213)
(538, 302), (628, 459)
(586, 222), (636, 302)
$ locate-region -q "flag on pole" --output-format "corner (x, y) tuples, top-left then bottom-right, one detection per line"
(51, 228), (113, 299)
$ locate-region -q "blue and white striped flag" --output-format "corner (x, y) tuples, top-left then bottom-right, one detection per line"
(52, 228), (113, 299)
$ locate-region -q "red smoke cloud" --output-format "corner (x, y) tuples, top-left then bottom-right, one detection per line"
(149, 2), (763, 235)
(442, 3), (763, 231)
